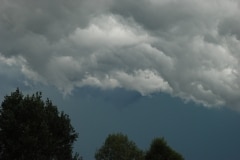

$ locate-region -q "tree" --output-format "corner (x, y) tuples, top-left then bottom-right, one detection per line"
(95, 133), (144, 160)
(145, 138), (184, 160)
(0, 88), (78, 160)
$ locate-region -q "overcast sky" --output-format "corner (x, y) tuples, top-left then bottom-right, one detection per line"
(1, 0), (240, 159)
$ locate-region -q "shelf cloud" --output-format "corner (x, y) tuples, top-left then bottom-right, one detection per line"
(1, 0), (240, 109)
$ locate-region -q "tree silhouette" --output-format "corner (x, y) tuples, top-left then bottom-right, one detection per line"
(0, 88), (78, 160)
(145, 137), (184, 160)
(95, 133), (144, 160)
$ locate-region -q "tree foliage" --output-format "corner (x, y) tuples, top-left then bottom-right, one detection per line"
(95, 133), (144, 160)
(0, 88), (78, 160)
(145, 138), (184, 160)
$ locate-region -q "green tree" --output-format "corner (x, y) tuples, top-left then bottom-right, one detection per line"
(95, 133), (144, 160)
(0, 88), (78, 160)
(145, 138), (184, 160)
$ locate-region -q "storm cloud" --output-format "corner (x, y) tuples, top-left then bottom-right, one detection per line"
(1, 0), (240, 109)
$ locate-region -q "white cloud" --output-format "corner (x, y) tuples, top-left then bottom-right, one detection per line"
(114, 69), (172, 95)
(0, 55), (16, 67)
(69, 15), (153, 50)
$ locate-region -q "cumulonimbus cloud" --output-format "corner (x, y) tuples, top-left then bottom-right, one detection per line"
(1, 0), (240, 109)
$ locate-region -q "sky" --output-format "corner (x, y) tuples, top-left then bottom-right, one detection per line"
(1, 0), (240, 159)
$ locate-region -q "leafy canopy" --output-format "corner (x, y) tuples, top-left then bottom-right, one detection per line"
(0, 88), (78, 160)
(95, 133), (144, 160)
(145, 138), (184, 160)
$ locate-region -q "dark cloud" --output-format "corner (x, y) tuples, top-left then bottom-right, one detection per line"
(1, 0), (240, 109)
(218, 17), (240, 40)
(111, 0), (201, 31)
